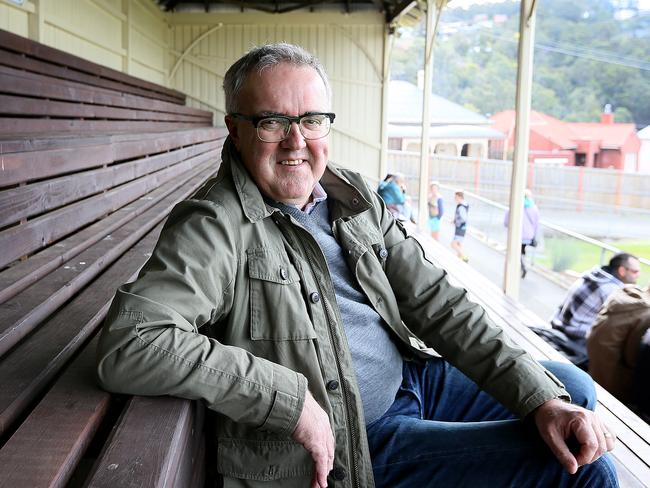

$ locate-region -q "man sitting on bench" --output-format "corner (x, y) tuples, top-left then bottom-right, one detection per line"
(97, 43), (618, 488)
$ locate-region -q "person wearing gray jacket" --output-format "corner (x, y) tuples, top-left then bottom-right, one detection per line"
(97, 43), (617, 488)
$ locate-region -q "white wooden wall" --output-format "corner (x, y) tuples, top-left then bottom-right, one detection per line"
(0, 0), (169, 85)
(167, 11), (386, 177)
(0, 2), (388, 176)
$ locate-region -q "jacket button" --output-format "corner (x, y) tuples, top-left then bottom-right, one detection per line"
(326, 380), (339, 391)
(310, 292), (320, 303)
(280, 268), (288, 280)
(379, 248), (388, 259)
(332, 467), (346, 481)
(351, 197), (359, 206)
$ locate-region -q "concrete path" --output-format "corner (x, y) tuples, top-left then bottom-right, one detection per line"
(436, 221), (570, 322)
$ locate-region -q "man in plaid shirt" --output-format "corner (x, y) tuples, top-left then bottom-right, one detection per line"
(548, 253), (640, 366)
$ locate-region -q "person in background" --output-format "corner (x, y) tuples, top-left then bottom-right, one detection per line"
(451, 189), (469, 262)
(427, 181), (444, 241)
(587, 285), (650, 409)
(377, 173), (406, 219)
(504, 188), (540, 278)
(545, 253), (641, 368)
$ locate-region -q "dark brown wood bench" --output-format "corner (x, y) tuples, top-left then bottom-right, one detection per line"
(0, 29), (224, 487)
(411, 228), (650, 488)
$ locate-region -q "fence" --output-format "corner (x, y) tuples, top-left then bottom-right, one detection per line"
(387, 151), (650, 287)
(388, 151), (650, 214)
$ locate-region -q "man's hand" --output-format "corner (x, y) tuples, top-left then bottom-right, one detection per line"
(292, 391), (335, 488)
(534, 399), (616, 474)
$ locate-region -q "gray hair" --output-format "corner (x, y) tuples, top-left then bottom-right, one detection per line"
(223, 43), (331, 113)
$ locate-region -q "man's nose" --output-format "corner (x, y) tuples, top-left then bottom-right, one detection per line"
(281, 122), (307, 149)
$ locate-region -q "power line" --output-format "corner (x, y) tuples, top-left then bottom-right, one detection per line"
(476, 29), (650, 71)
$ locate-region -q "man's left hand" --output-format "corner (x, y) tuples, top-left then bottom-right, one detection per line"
(534, 398), (616, 474)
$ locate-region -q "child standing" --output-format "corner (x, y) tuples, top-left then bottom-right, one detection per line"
(427, 181), (444, 241)
(451, 190), (469, 262)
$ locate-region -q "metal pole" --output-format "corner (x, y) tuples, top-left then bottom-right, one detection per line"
(379, 25), (394, 181)
(417, 0), (444, 230)
(503, 0), (537, 297)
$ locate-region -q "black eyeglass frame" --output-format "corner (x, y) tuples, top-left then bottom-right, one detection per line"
(229, 112), (336, 142)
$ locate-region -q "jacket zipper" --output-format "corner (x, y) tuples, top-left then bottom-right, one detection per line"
(281, 215), (361, 488)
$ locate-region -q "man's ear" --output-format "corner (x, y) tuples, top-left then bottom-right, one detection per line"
(224, 115), (241, 150)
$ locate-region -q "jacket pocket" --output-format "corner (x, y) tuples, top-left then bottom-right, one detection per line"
(217, 437), (313, 481)
(247, 248), (316, 341)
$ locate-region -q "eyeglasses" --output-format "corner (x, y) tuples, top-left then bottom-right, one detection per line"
(229, 112), (335, 143)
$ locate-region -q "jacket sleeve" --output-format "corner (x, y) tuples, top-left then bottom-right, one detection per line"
(374, 194), (568, 418)
(96, 199), (306, 436)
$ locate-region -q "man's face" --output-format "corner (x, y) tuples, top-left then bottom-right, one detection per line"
(225, 63), (330, 208)
(619, 258), (641, 284)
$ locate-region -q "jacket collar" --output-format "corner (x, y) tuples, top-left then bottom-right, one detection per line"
(222, 136), (372, 223)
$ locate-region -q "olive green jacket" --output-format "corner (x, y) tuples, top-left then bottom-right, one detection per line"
(97, 138), (567, 488)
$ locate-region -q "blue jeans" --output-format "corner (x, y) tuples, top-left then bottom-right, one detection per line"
(366, 359), (618, 488)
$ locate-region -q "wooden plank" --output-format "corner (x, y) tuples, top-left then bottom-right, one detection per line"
(0, 94), (211, 123)
(0, 128), (226, 155)
(0, 164), (217, 436)
(0, 140), (220, 227)
(0, 224), (161, 438)
(0, 148), (217, 269)
(0, 66), (211, 119)
(0, 339), (110, 488)
(172, 404), (206, 488)
(0, 163), (220, 304)
(0, 127), (221, 186)
(0, 118), (205, 137)
(0, 29), (185, 104)
(0, 159), (216, 355)
(86, 397), (202, 488)
(0, 48), (200, 109)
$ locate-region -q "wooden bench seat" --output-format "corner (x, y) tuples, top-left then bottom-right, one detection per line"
(0, 29), (224, 488)
(412, 228), (650, 488)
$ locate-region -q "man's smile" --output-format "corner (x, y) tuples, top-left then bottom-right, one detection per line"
(278, 159), (306, 166)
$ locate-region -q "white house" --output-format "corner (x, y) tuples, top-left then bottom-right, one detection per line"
(387, 80), (504, 159)
(638, 125), (650, 173)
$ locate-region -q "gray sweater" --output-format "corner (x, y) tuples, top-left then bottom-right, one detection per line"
(272, 199), (403, 424)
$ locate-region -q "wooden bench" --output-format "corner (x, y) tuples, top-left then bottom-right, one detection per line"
(0, 29), (224, 487)
(411, 228), (650, 488)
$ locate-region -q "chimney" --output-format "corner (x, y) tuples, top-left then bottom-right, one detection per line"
(601, 103), (614, 124)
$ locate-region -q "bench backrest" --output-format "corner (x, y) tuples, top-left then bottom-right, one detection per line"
(0, 29), (223, 488)
(0, 29), (213, 135)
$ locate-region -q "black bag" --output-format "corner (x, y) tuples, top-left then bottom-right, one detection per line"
(530, 326), (589, 370)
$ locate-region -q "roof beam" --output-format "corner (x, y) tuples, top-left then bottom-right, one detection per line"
(386, 0), (417, 23)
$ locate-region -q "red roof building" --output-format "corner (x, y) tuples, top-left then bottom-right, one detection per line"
(490, 109), (641, 171)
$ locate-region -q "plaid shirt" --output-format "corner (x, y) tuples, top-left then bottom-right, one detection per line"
(552, 266), (623, 339)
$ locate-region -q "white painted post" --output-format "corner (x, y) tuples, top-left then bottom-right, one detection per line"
(503, 0), (538, 298)
(417, 1), (446, 231)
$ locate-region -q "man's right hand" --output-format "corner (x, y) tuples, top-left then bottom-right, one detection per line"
(292, 390), (335, 488)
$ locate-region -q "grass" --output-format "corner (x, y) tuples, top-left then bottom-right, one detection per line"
(534, 238), (650, 287)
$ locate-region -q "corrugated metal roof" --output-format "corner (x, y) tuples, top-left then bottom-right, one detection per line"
(389, 80), (491, 126)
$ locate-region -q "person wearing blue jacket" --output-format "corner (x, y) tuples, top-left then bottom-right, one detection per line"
(377, 174), (406, 219)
